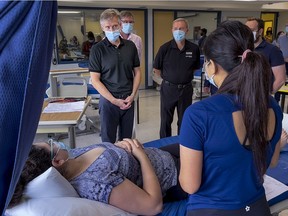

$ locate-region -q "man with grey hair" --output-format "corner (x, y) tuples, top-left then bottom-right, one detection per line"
(153, 18), (200, 138)
(89, 8), (141, 143)
(120, 10), (142, 61)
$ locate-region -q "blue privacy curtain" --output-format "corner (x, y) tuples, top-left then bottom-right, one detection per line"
(0, 1), (57, 214)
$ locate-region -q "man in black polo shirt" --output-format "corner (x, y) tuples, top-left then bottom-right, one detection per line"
(153, 18), (200, 138)
(89, 9), (141, 143)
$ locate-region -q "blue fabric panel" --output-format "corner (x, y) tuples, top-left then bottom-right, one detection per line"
(0, 1), (57, 214)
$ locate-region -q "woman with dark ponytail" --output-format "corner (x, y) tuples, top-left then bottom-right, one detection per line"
(179, 20), (282, 216)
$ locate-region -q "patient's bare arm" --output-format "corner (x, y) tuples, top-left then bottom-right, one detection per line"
(280, 129), (288, 150)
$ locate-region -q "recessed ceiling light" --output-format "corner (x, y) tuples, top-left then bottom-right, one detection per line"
(58, 11), (81, 14)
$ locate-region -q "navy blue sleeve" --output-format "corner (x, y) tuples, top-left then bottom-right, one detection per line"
(269, 46), (285, 67)
(180, 103), (207, 151)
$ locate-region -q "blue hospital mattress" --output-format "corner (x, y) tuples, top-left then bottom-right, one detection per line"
(144, 136), (288, 215)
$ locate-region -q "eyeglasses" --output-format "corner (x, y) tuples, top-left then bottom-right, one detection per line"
(121, 20), (134, 24)
(202, 59), (211, 73)
(204, 59), (211, 67)
(48, 139), (60, 160)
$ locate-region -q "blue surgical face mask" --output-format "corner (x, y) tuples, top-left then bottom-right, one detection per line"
(49, 139), (74, 161)
(203, 61), (218, 88)
(173, 30), (186, 42)
(122, 23), (133, 34)
(105, 30), (120, 42)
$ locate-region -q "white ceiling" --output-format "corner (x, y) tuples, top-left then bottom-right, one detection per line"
(58, 1), (288, 11)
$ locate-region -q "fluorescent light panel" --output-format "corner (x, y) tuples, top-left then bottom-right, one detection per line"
(58, 11), (81, 14)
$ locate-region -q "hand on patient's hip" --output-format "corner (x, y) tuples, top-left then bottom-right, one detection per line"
(122, 139), (146, 161)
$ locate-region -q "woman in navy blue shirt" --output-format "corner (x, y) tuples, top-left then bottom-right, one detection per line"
(179, 20), (283, 216)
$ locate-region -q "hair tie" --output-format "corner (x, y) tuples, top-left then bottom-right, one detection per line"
(240, 49), (252, 63)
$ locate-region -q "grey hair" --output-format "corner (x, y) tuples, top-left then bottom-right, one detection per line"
(120, 10), (134, 20)
(173, 18), (189, 29)
(100, 8), (121, 25)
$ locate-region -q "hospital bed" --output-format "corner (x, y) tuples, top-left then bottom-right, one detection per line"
(6, 135), (288, 216)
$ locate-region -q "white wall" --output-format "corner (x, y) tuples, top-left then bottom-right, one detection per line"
(57, 16), (84, 44)
(184, 13), (218, 41)
(277, 12), (288, 33)
(221, 11), (261, 23)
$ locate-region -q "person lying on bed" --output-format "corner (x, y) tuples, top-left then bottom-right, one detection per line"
(179, 20), (283, 216)
(9, 139), (187, 215)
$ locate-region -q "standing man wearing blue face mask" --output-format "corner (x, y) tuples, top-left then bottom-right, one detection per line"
(153, 18), (200, 138)
(120, 11), (143, 62)
(89, 9), (141, 143)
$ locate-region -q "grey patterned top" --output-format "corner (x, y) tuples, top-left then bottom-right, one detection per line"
(69, 142), (177, 203)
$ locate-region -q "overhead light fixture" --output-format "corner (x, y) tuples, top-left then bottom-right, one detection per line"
(58, 11), (81, 14)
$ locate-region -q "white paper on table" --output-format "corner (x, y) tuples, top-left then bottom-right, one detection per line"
(43, 101), (85, 113)
(263, 174), (288, 201)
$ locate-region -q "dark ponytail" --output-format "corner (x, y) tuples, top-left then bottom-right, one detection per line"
(9, 145), (52, 208)
(203, 20), (272, 180)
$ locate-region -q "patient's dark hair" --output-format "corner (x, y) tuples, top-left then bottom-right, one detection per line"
(9, 145), (51, 208)
(203, 20), (271, 181)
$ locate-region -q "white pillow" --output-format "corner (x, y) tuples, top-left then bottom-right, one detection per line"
(24, 167), (79, 198)
(6, 197), (135, 216)
(6, 167), (135, 216)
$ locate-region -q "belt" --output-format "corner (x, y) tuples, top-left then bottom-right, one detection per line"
(163, 80), (191, 89)
(113, 94), (131, 99)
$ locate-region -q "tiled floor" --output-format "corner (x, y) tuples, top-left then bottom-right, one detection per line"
(34, 89), (189, 148)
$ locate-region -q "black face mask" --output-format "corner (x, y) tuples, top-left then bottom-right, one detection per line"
(200, 33), (204, 36)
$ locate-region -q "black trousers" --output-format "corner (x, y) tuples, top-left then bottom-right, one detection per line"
(159, 143), (188, 202)
(160, 81), (193, 138)
(186, 196), (271, 216)
(99, 96), (134, 143)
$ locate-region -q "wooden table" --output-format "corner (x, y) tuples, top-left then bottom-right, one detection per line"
(37, 96), (91, 148)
